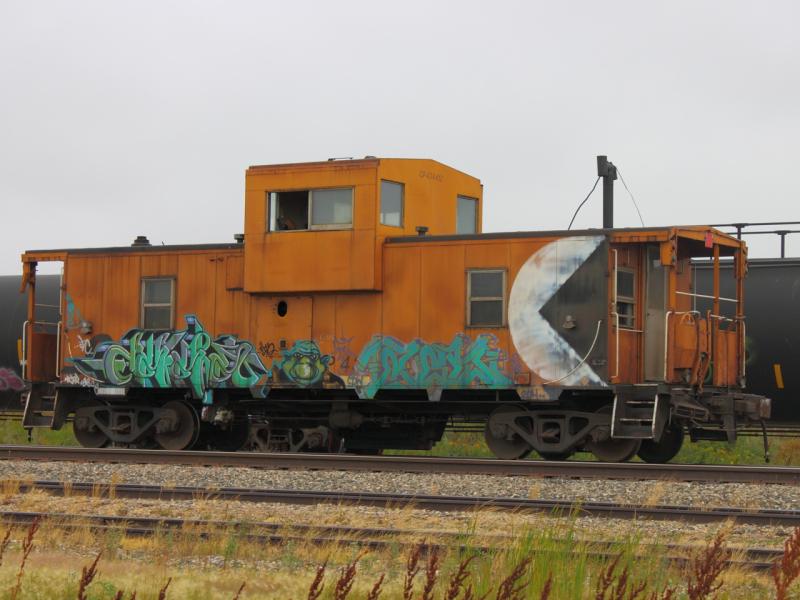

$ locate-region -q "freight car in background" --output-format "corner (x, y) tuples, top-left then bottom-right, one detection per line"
(13, 157), (771, 462)
(694, 256), (800, 433)
(0, 275), (58, 412)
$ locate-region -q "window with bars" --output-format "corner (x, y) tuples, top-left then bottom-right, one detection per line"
(467, 270), (506, 327)
(141, 278), (175, 330)
(616, 268), (636, 328)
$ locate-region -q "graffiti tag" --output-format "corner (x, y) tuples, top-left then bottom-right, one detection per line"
(69, 315), (269, 398)
(352, 334), (512, 398)
(258, 341), (277, 359)
(332, 336), (356, 371)
(0, 368), (24, 392)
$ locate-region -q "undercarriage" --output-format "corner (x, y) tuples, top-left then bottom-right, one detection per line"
(23, 382), (771, 463)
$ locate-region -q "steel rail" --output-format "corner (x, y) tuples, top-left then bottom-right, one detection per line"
(6, 479), (800, 527)
(1, 445), (799, 484)
(0, 510), (781, 572)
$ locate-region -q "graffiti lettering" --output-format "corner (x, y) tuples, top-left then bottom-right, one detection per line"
(352, 334), (512, 398)
(70, 315), (269, 398)
(61, 372), (94, 387)
(333, 336), (355, 372)
(0, 368), (24, 392)
(77, 336), (92, 354)
(258, 341), (277, 359)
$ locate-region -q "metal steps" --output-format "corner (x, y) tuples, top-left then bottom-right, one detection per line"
(22, 383), (57, 428)
(612, 385), (669, 439)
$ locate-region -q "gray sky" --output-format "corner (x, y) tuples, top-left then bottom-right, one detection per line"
(1, 0), (798, 275)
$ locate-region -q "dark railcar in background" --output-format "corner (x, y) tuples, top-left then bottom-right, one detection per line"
(0, 275), (59, 411)
(694, 258), (800, 429)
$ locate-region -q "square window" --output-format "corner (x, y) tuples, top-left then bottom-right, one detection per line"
(270, 191), (309, 231)
(457, 196), (478, 234)
(141, 278), (174, 330)
(143, 306), (172, 330)
(380, 180), (403, 227)
(311, 188), (353, 226)
(467, 270), (505, 327)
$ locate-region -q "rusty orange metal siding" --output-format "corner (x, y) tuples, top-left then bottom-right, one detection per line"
(49, 227), (748, 390)
(242, 158), (482, 294)
(20, 156), (748, 395)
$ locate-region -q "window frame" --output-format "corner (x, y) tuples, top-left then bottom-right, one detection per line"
(466, 269), (507, 328)
(456, 195), (479, 235)
(267, 187), (355, 232)
(616, 267), (636, 329)
(140, 277), (176, 330)
(379, 179), (404, 228)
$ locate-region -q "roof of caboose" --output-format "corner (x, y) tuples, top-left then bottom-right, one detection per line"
(386, 225), (744, 253)
(245, 157), (479, 180)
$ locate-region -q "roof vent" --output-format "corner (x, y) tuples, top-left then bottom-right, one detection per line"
(132, 235), (151, 247)
(416, 226), (429, 236)
(234, 233), (244, 244)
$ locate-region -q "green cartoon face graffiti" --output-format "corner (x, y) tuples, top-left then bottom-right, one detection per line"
(277, 341), (332, 386)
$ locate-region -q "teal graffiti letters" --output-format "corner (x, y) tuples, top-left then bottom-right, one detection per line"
(70, 315), (269, 397)
(353, 334), (512, 398)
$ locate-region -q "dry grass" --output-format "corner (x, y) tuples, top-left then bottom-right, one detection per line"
(775, 439), (800, 465)
(0, 520), (791, 598)
(0, 490), (796, 598)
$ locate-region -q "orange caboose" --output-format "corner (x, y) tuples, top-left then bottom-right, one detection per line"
(19, 158), (769, 461)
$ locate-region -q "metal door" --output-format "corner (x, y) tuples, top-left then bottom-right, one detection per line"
(644, 245), (667, 380)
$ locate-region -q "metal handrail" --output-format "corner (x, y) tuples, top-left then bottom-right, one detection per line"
(612, 249), (619, 380)
(20, 319), (62, 382)
(55, 321), (62, 377)
(20, 320), (28, 381)
(676, 290), (738, 304)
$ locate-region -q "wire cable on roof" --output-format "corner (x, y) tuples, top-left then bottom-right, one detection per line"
(567, 176), (601, 230)
(617, 167), (645, 227)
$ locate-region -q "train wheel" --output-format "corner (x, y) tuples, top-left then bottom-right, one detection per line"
(73, 401), (110, 448)
(584, 405), (640, 462)
(154, 400), (200, 450)
(585, 437), (641, 462)
(637, 425), (684, 463)
(484, 406), (533, 460)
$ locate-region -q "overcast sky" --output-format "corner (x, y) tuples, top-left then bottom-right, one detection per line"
(1, 0), (798, 275)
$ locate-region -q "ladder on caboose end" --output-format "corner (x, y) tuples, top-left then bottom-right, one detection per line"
(611, 385), (670, 440)
(22, 382), (57, 429)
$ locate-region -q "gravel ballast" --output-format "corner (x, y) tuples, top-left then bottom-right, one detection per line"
(0, 459), (799, 511)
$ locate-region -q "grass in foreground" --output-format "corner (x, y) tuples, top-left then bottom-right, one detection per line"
(0, 511), (794, 598)
(0, 420), (78, 447)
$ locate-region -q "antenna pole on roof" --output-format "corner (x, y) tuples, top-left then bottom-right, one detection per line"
(597, 155), (617, 229)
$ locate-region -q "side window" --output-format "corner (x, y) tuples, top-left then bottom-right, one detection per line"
(269, 191), (309, 231)
(311, 188), (353, 228)
(616, 269), (636, 328)
(380, 180), (404, 227)
(457, 196), (478, 234)
(467, 270), (506, 327)
(141, 278), (175, 330)
(268, 188), (353, 231)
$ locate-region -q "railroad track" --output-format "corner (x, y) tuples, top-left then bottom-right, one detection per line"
(0, 510), (782, 572)
(0, 445), (798, 484)
(5, 479), (800, 526)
